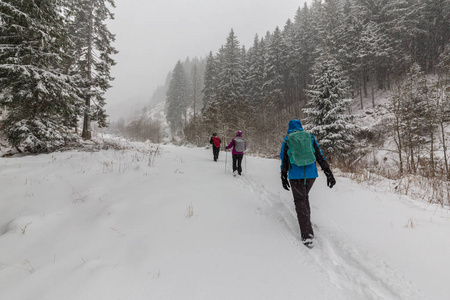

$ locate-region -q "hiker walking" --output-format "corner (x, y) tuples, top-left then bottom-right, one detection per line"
(280, 119), (336, 248)
(226, 130), (246, 176)
(209, 133), (221, 162)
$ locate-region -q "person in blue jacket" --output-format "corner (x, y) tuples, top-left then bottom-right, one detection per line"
(280, 119), (336, 248)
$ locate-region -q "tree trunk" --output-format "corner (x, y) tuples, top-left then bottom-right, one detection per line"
(371, 70), (375, 108)
(387, 72), (391, 90)
(359, 79), (363, 109)
(429, 124), (435, 177)
(82, 5), (94, 140)
(395, 118), (404, 175)
(363, 69), (368, 98)
(393, 92), (404, 175)
(427, 90), (436, 178)
(441, 122), (449, 180)
(407, 122), (416, 174)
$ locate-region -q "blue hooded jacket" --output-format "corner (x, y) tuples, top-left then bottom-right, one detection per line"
(280, 119), (327, 180)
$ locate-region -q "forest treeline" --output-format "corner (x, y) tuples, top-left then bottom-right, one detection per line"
(0, 0), (117, 153)
(148, 0), (449, 183)
(1, 0), (449, 189)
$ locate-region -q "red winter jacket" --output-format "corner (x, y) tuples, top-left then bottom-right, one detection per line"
(210, 136), (221, 148)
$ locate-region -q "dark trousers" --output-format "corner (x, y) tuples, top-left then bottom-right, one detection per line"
(232, 154), (243, 174)
(290, 178), (316, 241)
(212, 146), (220, 161)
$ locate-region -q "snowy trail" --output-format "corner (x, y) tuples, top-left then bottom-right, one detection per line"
(0, 144), (344, 299)
(1, 143), (448, 299)
(237, 170), (423, 300)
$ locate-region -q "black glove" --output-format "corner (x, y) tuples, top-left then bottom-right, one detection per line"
(323, 168), (336, 188)
(281, 172), (290, 191)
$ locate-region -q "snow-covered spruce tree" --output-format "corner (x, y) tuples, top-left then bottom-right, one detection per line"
(217, 29), (245, 107)
(281, 19), (298, 114)
(356, 21), (394, 108)
(262, 27), (286, 119)
(291, 2), (323, 109)
(183, 58), (205, 145)
(417, 0), (450, 73)
(304, 52), (358, 162)
(240, 44), (250, 105)
(188, 60), (203, 123)
(66, 0), (117, 140)
(212, 29), (247, 132)
(165, 61), (188, 136)
(337, 0), (361, 99)
(0, 0), (82, 153)
(202, 51), (218, 111)
(246, 35), (266, 111)
(319, 0), (343, 53)
(200, 51), (222, 136)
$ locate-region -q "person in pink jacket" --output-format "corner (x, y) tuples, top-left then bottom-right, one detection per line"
(226, 130), (246, 176)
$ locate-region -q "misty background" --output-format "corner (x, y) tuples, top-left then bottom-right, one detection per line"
(105, 0), (310, 121)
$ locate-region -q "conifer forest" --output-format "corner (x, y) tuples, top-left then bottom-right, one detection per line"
(1, 0), (450, 198)
(0, 0), (117, 152)
(158, 0), (450, 188)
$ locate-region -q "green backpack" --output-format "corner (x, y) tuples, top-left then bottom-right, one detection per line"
(286, 130), (316, 167)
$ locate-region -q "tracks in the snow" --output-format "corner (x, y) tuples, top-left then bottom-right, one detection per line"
(238, 174), (424, 300)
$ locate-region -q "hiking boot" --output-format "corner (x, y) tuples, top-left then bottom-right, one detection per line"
(302, 238), (314, 249)
(233, 170), (238, 176)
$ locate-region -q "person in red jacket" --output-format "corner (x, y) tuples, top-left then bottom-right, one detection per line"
(209, 133), (221, 162)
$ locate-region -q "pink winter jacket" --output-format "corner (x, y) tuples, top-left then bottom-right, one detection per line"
(226, 132), (246, 154)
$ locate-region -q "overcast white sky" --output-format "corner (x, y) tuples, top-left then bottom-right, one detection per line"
(105, 0), (310, 120)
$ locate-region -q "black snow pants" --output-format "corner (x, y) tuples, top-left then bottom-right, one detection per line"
(232, 154), (244, 175)
(290, 178), (316, 241)
(212, 146), (220, 161)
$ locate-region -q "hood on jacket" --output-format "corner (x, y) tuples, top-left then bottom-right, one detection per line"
(287, 119), (303, 134)
(236, 130), (243, 137)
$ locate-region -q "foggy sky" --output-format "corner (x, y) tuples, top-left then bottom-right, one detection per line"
(105, 0), (310, 120)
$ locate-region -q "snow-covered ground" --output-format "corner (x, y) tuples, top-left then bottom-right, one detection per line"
(1, 142), (449, 300)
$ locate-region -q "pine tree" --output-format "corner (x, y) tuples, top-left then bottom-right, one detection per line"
(66, 0), (117, 140)
(353, 0), (401, 103)
(338, 0), (361, 102)
(356, 20), (394, 107)
(202, 51), (218, 111)
(292, 3), (317, 105)
(201, 50), (224, 136)
(417, 0), (450, 72)
(246, 35), (266, 110)
(320, 0), (344, 53)
(165, 61), (188, 136)
(304, 52), (358, 161)
(367, 0), (419, 76)
(240, 44), (250, 106)
(189, 61), (202, 123)
(210, 29), (247, 130)
(0, 0), (82, 153)
(218, 29), (245, 104)
(263, 27), (286, 117)
(281, 19), (298, 113)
